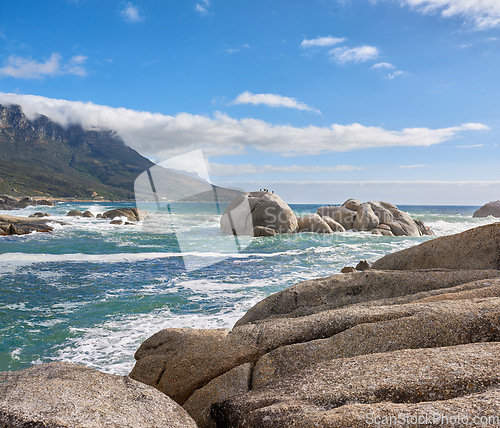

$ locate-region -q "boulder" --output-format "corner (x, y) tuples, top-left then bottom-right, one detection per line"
(67, 210), (82, 217)
(353, 202), (379, 231)
(252, 226), (277, 237)
(372, 222), (500, 270)
(82, 210), (94, 218)
(473, 200), (500, 218)
(102, 208), (149, 222)
(316, 206), (356, 230)
(110, 219), (124, 225)
(28, 212), (50, 218)
(0, 214), (59, 235)
(297, 214), (332, 233)
(0, 361), (196, 428)
(211, 343), (500, 427)
(321, 215), (345, 232)
(130, 328), (260, 405)
(369, 201), (422, 236)
(35, 199), (55, 206)
(341, 266), (356, 273)
(355, 260), (370, 271)
(220, 191), (298, 236)
(342, 198), (361, 211)
(15, 196), (35, 208)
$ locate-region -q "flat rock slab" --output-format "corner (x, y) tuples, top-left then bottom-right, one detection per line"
(0, 361), (196, 428)
(211, 343), (500, 427)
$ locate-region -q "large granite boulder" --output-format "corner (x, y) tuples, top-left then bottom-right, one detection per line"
(220, 191), (298, 236)
(297, 213), (332, 233)
(0, 361), (196, 428)
(130, 224), (500, 427)
(473, 200), (500, 218)
(131, 270), (500, 427)
(102, 207), (149, 222)
(372, 222), (500, 270)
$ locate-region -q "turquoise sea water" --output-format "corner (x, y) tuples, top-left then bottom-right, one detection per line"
(0, 202), (497, 374)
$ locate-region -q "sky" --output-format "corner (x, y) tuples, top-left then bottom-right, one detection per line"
(0, 0), (500, 204)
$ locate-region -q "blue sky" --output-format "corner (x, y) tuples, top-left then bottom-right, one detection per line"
(1, 0), (500, 204)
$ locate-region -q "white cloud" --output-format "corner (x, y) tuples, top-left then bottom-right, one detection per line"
(0, 93), (490, 160)
(330, 45), (380, 64)
(195, 0), (210, 15)
(398, 0), (500, 30)
(387, 70), (405, 79)
(208, 163), (363, 177)
(224, 44), (250, 54)
(457, 143), (484, 148)
(0, 53), (87, 79)
(371, 62), (396, 69)
(232, 91), (320, 113)
(399, 164), (427, 168)
(120, 2), (143, 22)
(301, 36), (346, 48)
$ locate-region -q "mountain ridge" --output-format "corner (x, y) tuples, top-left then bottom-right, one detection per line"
(0, 104), (240, 202)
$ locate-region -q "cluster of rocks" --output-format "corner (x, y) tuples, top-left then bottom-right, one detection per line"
(128, 222), (500, 427)
(0, 207), (149, 236)
(221, 191), (433, 238)
(0, 194), (54, 210)
(473, 200), (500, 218)
(66, 207), (149, 226)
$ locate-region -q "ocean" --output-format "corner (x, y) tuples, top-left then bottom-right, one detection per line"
(0, 202), (497, 375)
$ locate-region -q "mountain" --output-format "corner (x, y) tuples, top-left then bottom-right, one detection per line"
(0, 104), (241, 201)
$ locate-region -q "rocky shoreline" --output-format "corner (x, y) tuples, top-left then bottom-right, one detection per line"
(1, 222), (500, 427)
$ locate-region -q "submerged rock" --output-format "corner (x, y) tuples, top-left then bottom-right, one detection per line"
(0, 361), (197, 428)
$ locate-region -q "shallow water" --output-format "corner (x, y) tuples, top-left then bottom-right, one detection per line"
(0, 202), (497, 374)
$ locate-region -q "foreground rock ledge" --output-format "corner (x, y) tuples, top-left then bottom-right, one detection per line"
(0, 361), (196, 428)
(131, 222), (500, 427)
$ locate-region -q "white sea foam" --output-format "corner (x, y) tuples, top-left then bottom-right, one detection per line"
(54, 295), (263, 375)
